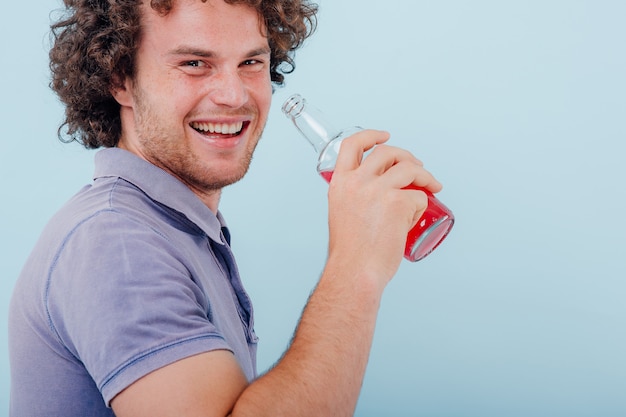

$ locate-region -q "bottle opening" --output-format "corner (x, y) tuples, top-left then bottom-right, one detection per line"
(282, 94), (305, 118)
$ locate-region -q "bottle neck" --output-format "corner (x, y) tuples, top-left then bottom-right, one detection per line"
(282, 94), (341, 154)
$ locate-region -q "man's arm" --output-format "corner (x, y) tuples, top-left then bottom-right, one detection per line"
(112, 262), (382, 417)
(112, 130), (441, 417)
(111, 350), (248, 417)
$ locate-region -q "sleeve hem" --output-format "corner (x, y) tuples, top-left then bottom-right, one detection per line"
(101, 334), (232, 406)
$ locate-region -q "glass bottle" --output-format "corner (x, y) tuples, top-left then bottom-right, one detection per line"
(282, 93), (454, 262)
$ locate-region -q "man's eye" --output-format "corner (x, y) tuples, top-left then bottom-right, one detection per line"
(184, 60), (205, 67)
(241, 59), (268, 73)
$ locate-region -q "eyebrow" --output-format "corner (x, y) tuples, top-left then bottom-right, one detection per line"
(168, 46), (271, 58)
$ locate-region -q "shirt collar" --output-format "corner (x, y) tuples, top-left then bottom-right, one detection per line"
(93, 148), (228, 245)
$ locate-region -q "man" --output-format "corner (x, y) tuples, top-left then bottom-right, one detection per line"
(9, 0), (443, 415)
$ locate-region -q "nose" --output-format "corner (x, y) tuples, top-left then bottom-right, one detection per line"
(207, 70), (249, 108)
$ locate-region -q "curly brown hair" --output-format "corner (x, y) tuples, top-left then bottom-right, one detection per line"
(50, 0), (318, 149)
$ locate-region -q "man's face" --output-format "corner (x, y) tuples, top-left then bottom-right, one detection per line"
(116, 0), (272, 206)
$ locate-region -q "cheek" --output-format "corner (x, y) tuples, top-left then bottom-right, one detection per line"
(150, 70), (201, 110)
(164, 82), (192, 110)
(253, 76), (273, 114)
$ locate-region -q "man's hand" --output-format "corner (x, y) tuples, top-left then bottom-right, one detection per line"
(327, 129), (442, 284)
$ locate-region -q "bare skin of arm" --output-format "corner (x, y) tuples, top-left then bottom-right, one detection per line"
(111, 130), (442, 417)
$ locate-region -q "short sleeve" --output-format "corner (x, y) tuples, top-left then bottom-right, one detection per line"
(45, 210), (232, 404)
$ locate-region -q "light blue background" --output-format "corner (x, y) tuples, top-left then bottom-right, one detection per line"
(2, 1), (625, 416)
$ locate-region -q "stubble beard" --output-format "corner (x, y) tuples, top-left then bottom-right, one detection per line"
(131, 85), (264, 194)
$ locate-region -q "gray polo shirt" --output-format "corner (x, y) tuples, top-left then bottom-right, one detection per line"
(9, 148), (257, 416)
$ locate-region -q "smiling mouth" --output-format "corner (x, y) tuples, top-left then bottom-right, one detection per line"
(190, 121), (245, 136)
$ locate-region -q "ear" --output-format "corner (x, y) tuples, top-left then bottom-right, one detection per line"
(111, 76), (134, 107)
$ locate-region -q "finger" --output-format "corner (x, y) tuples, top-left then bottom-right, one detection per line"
(382, 161), (443, 193)
(408, 189), (430, 228)
(359, 144), (424, 177)
(333, 129), (390, 173)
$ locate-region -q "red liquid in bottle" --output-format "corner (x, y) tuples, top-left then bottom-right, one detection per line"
(320, 170), (454, 262)
(320, 171), (334, 183)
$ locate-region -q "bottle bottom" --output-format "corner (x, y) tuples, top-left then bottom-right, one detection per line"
(406, 215), (454, 262)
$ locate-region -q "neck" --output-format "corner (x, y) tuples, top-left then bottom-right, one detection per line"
(116, 139), (222, 214)
(190, 186), (222, 215)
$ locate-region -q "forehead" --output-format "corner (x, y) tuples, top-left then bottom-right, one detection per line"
(139, 0), (268, 47)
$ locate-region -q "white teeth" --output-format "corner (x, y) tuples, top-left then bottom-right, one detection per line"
(191, 121), (244, 134)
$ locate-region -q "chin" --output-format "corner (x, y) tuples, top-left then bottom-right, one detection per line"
(196, 162), (252, 190)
